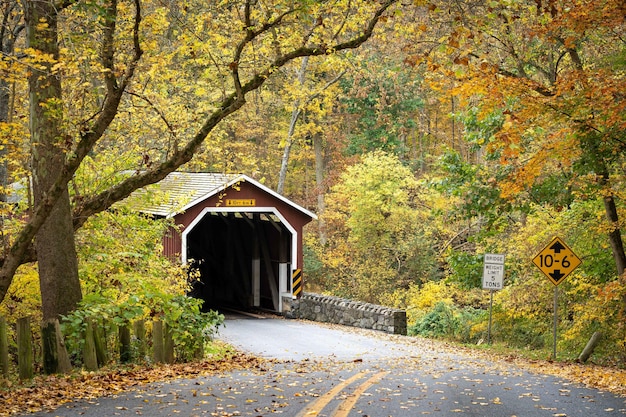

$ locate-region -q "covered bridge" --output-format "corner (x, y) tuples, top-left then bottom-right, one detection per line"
(138, 172), (316, 313)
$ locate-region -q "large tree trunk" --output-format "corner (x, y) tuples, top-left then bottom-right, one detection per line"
(25, 1), (82, 321)
(604, 194), (626, 276)
(599, 171), (626, 321)
(603, 193), (626, 276)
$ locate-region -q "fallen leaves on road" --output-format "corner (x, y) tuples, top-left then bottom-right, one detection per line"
(309, 321), (626, 397)
(519, 359), (626, 396)
(0, 347), (266, 416)
(2, 323), (626, 417)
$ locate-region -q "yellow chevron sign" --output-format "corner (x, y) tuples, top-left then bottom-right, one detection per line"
(292, 269), (302, 298)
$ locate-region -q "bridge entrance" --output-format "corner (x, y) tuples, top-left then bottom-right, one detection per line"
(139, 172), (315, 314)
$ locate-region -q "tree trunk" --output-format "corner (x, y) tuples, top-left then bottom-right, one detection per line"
(578, 331), (602, 363)
(277, 56), (309, 195)
(313, 132), (327, 245)
(42, 319), (71, 374)
(25, 1), (82, 324)
(599, 173), (626, 318)
(603, 194), (626, 276)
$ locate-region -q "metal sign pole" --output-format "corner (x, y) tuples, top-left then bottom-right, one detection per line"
(482, 253), (505, 346)
(532, 237), (582, 361)
(553, 286), (558, 360)
(488, 289), (494, 344)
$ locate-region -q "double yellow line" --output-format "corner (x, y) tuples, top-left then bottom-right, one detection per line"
(295, 370), (388, 417)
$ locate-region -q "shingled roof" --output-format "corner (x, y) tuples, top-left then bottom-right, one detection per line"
(130, 171), (316, 219)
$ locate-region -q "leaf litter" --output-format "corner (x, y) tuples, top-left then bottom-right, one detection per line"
(0, 348), (267, 416)
(1, 324), (625, 416)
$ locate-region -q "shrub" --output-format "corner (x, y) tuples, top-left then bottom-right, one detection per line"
(409, 301), (460, 339)
(62, 293), (224, 365)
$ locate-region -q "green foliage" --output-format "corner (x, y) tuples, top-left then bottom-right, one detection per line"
(445, 250), (483, 290)
(340, 59), (423, 157)
(431, 149), (514, 223)
(0, 265), (41, 324)
(75, 206), (188, 297)
(163, 295), (224, 362)
(65, 189), (224, 364)
(408, 301), (486, 343)
(0, 265), (42, 364)
(490, 306), (549, 350)
(409, 301), (459, 339)
(62, 292), (224, 364)
(315, 150), (437, 303)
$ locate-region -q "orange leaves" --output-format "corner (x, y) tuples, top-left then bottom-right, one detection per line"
(0, 350), (265, 416)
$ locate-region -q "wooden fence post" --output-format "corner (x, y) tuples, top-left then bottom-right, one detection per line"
(134, 320), (146, 362)
(152, 319), (164, 364)
(83, 321), (98, 371)
(119, 325), (132, 363)
(93, 322), (108, 367)
(164, 322), (174, 364)
(578, 331), (602, 363)
(0, 316), (8, 377)
(17, 317), (33, 380)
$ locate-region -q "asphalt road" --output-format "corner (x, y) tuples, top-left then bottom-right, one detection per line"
(20, 313), (626, 417)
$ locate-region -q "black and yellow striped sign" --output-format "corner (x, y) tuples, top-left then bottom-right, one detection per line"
(292, 269), (302, 298)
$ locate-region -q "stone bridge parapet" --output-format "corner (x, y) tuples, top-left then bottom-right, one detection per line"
(283, 293), (407, 335)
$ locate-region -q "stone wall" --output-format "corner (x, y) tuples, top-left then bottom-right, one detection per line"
(283, 293), (407, 335)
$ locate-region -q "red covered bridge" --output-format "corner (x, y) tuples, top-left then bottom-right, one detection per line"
(137, 172), (316, 313)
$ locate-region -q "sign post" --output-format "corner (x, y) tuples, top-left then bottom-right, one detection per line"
(482, 254), (505, 344)
(532, 237), (581, 359)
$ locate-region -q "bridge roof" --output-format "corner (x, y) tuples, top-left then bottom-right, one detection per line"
(131, 172), (316, 219)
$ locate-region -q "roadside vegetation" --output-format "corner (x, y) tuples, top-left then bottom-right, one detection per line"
(0, 0), (623, 395)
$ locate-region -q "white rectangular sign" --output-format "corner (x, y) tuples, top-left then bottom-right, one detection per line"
(482, 253), (505, 290)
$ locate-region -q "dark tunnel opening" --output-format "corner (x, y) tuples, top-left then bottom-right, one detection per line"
(186, 211), (291, 313)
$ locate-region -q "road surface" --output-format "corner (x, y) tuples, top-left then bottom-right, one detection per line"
(19, 313), (626, 416)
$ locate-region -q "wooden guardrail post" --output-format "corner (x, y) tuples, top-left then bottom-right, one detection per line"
(578, 331), (602, 363)
(152, 319), (164, 363)
(93, 322), (108, 366)
(83, 321), (98, 371)
(119, 324), (132, 363)
(164, 322), (174, 364)
(17, 317), (33, 380)
(0, 316), (8, 377)
(134, 320), (146, 362)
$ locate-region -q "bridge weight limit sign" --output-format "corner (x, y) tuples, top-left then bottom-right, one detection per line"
(482, 253), (505, 344)
(532, 237), (582, 359)
(483, 253), (505, 290)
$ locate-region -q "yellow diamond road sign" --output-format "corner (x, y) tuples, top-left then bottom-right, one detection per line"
(532, 237), (581, 286)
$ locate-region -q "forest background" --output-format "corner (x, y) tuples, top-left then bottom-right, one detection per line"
(0, 0), (624, 373)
